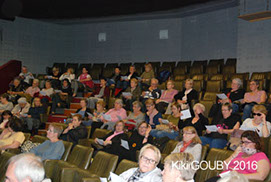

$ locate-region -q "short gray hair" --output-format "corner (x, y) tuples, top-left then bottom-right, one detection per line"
(114, 99), (123, 106)
(138, 144), (161, 164)
(7, 153), (45, 182)
(232, 78), (242, 87)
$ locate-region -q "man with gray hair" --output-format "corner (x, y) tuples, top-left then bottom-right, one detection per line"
(5, 153), (48, 182)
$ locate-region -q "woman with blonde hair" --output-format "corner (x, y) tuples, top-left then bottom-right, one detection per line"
(171, 126), (202, 162)
(178, 103), (208, 136)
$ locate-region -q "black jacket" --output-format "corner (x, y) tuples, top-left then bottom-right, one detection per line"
(60, 124), (88, 145)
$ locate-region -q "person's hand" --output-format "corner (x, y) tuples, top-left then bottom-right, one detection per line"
(125, 79), (129, 81)
(72, 93), (76, 97)
(127, 96), (132, 100)
(206, 129), (211, 134)
(261, 113), (266, 123)
(94, 138), (98, 144)
(68, 123), (74, 130)
(141, 91), (145, 96)
(29, 73), (33, 77)
(104, 140), (112, 146)
(155, 99), (160, 104)
(93, 112), (98, 117)
(158, 118), (162, 124)
(232, 146), (242, 158)
(146, 125), (152, 136)
(111, 84), (115, 87)
(168, 122), (173, 128)
(218, 128), (224, 134)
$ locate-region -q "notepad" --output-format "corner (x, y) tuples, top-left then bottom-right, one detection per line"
(205, 125), (218, 132)
(96, 138), (104, 145)
(161, 119), (169, 124)
(180, 109), (192, 120)
(87, 112), (93, 117)
(46, 75), (53, 79)
(109, 172), (125, 182)
(122, 92), (132, 97)
(121, 76), (128, 80)
(216, 93), (228, 100)
(54, 90), (61, 93)
(121, 139), (129, 150)
(39, 91), (47, 96)
(102, 114), (112, 121)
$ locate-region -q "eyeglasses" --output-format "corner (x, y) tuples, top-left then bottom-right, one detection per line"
(139, 126), (147, 129)
(146, 105), (153, 108)
(140, 155), (157, 165)
(183, 132), (194, 135)
(240, 141), (254, 145)
(252, 113), (262, 116)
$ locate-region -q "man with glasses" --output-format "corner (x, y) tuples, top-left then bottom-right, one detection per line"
(120, 144), (162, 182)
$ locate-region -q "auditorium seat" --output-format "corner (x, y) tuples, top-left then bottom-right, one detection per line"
(200, 145), (209, 161)
(119, 63), (132, 74)
(161, 140), (179, 163)
(31, 135), (48, 143)
(162, 61), (176, 69)
(173, 67), (187, 76)
(115, 159), (138, 175)
(195, 148), (233, 182)
(190, 65), (204, 75)
(209, 59), (224, 67)
(199, 100), (214, 117)
(209, 74), (224, 81)
(206, 80), (222, 92)
(176, 61), (191, 72)
(174, 80), (184, 91)
(157, 82), (166, 90)
(60, 151), (118, 182)
(133, 62), (145, 75)
(149, 62), (161, 73)
(202, 92), (219, 101)
(44, 145), (94, 182)
(193, 80), (204, 92)
(222, 64), (236, 75)
(61, 141), (73, 161)
(102, 66), (115, 78)
(250, 72), (267, 80)
(174, 74), (187, 81)
(206, 64), (220, 75)
(225, 58), (237, 65)
(158, 65), (172, 73)
(0, 152), (16, 181)
(192, 74), (208, 81)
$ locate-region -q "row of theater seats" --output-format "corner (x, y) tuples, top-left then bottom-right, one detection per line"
(1, 128), (271, 182)
(44, 58), (236, 80)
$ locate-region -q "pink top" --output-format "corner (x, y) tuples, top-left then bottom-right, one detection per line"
(78, 73), (94, 88)
(104, 108), (127, 122)
(223, 152), (271, 174)
(160, 89), (178, 103)
(244, 90), (266, 103)
(105, 131), (124, 141)
(25, 87), (40, 97)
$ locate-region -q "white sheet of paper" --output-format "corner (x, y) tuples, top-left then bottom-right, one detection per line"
(216, 93), (228, 100)
(97, 138), (104, 145)
(39, 91), (47, 96)
(180, 109), (192, 120)
(161, 119), (169, 124)
(99, 178), (107, 182)
(205, 125), (218, 132)
(102, 114), (112, 121)
(110, 172), (125, 182)
(110, 79), (115, 83)
(122, 92), (132, 97)
(95, 94), (102, 98)
(121, 139), (129, 150)
(47, 75), (53, 79)
(54, 90), (61, 93)
(121, 76), (128, 80)
(20, 113), (28, 117)
(219, 171), (231, 178)
(137, 77), (142, 80)
(70, 113), (76, 116)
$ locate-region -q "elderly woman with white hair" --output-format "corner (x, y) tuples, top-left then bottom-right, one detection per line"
(11, 97), (30, 118)
(162, 153), (197, 182)
(120, 144), (162, 182)
(100, 99), (127, 130)
(25, 79), (40, 98)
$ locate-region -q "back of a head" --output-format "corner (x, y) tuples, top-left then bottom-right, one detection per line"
(8, 153), (45, 182)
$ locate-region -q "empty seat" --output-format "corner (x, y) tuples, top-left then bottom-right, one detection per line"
(162, 61), (176, 72)
(202, 92), (219, 101)
(174, 75), (187, 81)
(119, 63), (132, 74)
(174, 80), (184, 91)
(192, 60), (208, 67)
(199, 100), (215, 117)
(206, 80), (222, 92)
(190, 65), (204, 75)
(192, 74), (208, 81)
(206, 64), (220, 75)
(193, 80), (204, 92)
(0, 152), (16, 181)
(250, 72), (267, 80)
(226, 58), (237, 65)
(222, 64), (236, 75)
(102, 66), (115, 78)
(133, 62), (145, 75)
(173, 67), (187, 76)
(209, 74), (224, 81)
(32, 135), (48, 143)
(176, 61), (191, 68)
(115, 159), (138, 175)
(209, 59), (224, 66)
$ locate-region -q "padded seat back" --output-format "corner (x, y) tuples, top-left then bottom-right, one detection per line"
(32, 135), (48, 143)
(200, 145), (208, 161)
(206, 65), (220, 75)
(174, 81), (184, 91)
(199, 100), (214, 117)
(103, 67), (115, 78)
(91, 128), (112, 139)
(193, 80), (204, 92)
(206, 80), (222, 92)
(88, 151), (118, 178)
(62, 141), (73, 161)
(192, 74), (208, 81)
(0, 152), (16, 181)
(133, 62), (145, 75)
(157, 82), (166, 90)
(210, 74), (223, 81)
(162, 140), (179, 155)
(24, 133), (31, 141)
(78, 139), (92, 147)
(120, 63), (132, 74)
(67, 145), (94, 169)
(226, 58), (237, 65)
(174, 74), (187, 81)
(162, 61), (176, 70)
(190, 65), (204, 75)
(202, 92), (218, 101)
(251, 72), (267, 80)
(115, 159), (138, 175)
(222, 65), (236, 75)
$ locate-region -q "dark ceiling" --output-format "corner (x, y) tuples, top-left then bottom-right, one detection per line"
(0, 0), (221, 21)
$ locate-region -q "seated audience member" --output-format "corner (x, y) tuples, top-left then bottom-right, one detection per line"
(122, 78), (141, 111)
(95, 120), (128, 155)
(60, 114), (88, 145)
(12, 97), (30, 119)
(120, 144), (162, 182)
(30, 124), (65, 161)
(0, 117), (25, 151)
(179, 103), (208, 136)
(77, 67), (94, 93)
(174, 79), (198, 114)
(206, 131), (271, 182)
(200, 103), (241, 149)
(150, 102), (180, 139)
(0, 110), (12, 129)
(0, 93), (13, 114)
(43, 66), (61, 89)
(24, 97), (45, 134)
(171, 126), (202, 162)
(87, 77), (109, 109)
(156, 80), (178, 114)
(39, 80), (54, 103)
(19, 66), (34, 87)
(123, 122), (153, 161)
(89, 100), (106, 137)
(100, 99), (127, 130)
(25, 79), (40, 98)
(140, 63), (155, 90)
(240, 104), (271, 137)
(242, 80), (267, 120)
(5, 153), (47, 182)
(74, 99), (92, 124)
(59, 67), (76, 97)
(217, 171), (248, 182)
(7, 78), (24, 104)
(123, 101), (145, 130)
(107, 66), (123, 88)
(145, 99), (162, 129)
(51, 79), (73, 114)
(162, 153), (197, 182)
(122, 65), (139, 90)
